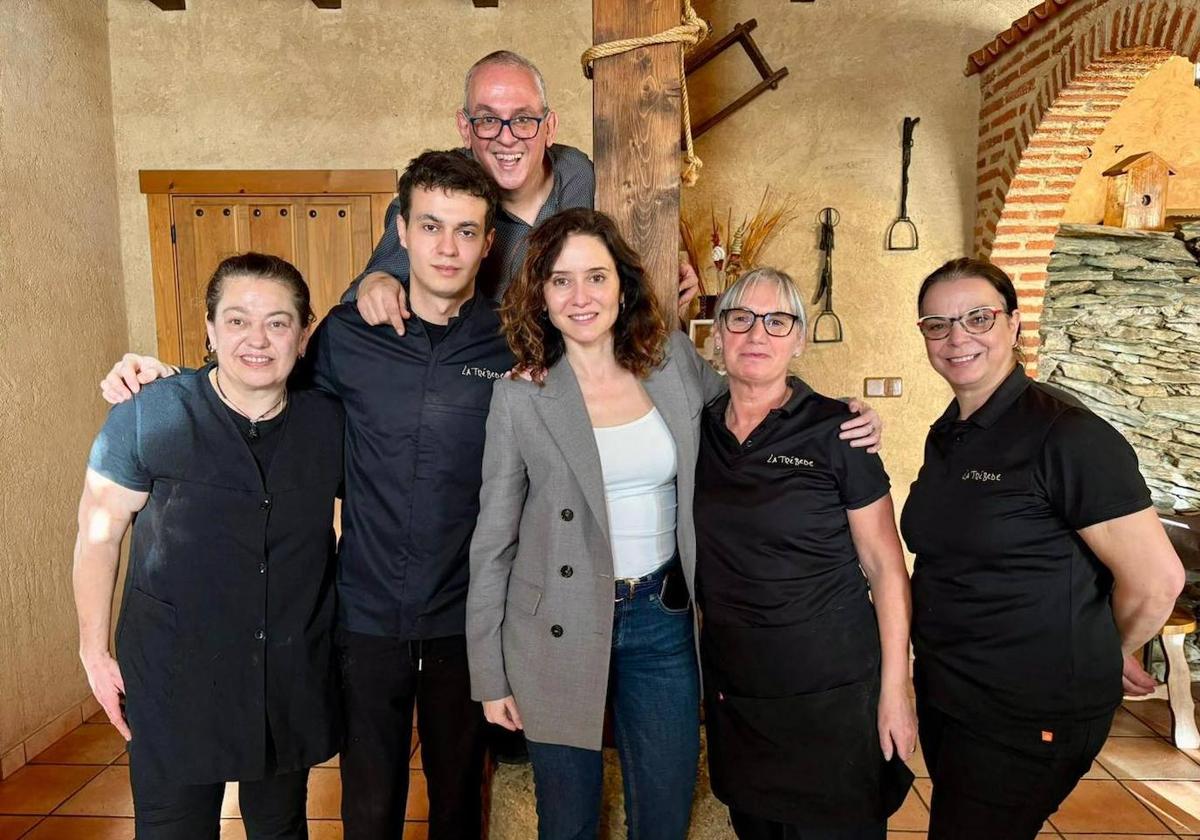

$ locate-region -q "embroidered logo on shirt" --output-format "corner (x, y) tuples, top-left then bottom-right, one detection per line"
(961, 469), (1002, 482)
(768, 454), (814, 467)
(460, 365), (505, 380)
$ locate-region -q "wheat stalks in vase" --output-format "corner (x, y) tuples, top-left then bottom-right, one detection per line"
(740, 187), (800, 269)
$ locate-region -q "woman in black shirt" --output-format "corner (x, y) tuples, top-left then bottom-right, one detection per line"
(901, 257), (1184, 840)
(695, 268), (916, 840)
(73, 253), (343, 840)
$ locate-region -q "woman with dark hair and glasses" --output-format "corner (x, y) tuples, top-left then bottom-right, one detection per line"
(901, 257), (1184, 840)
(73, 253), (343, 839)
(694, 267), (916, 840)
(466, 210), (884, 839)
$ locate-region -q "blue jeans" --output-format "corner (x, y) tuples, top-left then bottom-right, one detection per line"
(527, 563), (700, 840)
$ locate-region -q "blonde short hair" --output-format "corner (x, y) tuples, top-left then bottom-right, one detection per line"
(715, 267), (808, 335)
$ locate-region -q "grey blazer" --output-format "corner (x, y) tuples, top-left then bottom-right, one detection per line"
(467, 331), (724, 750)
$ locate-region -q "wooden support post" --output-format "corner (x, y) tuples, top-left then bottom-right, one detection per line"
(593, 0), (681, 310)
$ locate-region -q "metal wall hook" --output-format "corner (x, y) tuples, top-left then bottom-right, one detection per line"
(886, 116), (920, 251)
(812, 206), (844, 343)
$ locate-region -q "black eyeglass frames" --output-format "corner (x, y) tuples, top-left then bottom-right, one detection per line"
(464, 113), (547, 140)
(720, 308), (799, 337)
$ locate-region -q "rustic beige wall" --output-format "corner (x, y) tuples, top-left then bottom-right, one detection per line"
(0, 0), (127, 755)
(1063, 55), (1200, 224)
(107, 0), (594, 355)
(684, 0), (1038, 520)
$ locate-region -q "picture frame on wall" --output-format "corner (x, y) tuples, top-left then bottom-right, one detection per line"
(688, 318), (723, 371)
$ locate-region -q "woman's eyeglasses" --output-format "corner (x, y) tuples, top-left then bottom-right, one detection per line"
(916, 306), (1007, 340)
(720, 308), (799, 337)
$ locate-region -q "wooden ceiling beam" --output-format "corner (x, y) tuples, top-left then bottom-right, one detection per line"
(472, 0), (499, 6)
(146, 0), (345, 8)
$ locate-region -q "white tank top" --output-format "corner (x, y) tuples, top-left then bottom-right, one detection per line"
(592, 408), (678, 579)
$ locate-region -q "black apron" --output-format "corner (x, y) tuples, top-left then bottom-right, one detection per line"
(701, 600), (913, 828)
(115, 371), (343, 784)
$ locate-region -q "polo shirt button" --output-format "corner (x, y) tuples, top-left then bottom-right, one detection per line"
(254, 629), (265, 641)
(258, 562), (266, 574)
(550, 624), (564, 638)
(260, 498), (272, 511)
(560, 565), (573, 578)
(560, 509), (574, 522)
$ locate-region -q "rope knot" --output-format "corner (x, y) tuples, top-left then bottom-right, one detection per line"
(581, 0), (710, 186)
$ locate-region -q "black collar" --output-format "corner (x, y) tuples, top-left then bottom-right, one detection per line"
(932, 365), (1030, 431)
(705, 376), (814, 420)
(400, 285), (483, 332)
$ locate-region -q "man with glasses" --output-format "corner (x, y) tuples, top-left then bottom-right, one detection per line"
(347, 50), (699, 334)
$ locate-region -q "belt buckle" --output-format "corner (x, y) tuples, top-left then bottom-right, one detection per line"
(615, 577), (639, 602)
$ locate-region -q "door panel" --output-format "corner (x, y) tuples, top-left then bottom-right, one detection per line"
(299, 196), (373, 322)
(247, 202), (300, 265)
(172, 197), (242, 368)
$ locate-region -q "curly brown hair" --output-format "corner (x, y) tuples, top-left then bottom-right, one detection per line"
(500, 208), (668, 379)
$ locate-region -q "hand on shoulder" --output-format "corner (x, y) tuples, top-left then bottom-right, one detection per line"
(100, 354), (178, 405)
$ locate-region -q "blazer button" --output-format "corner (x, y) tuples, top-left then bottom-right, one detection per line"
(560, 508), (573, 521)
(550, 624), (564, 638)
(559, 565), (573, 578)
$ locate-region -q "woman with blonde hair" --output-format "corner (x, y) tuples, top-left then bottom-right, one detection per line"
(695, 267), (915, 840)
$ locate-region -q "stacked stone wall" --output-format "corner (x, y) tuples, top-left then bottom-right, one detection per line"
(1041, 222), (1200, 512)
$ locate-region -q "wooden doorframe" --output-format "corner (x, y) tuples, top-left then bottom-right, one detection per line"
(140, 169), (396, 362)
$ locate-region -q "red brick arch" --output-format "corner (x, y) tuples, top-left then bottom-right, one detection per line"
(970, 0), (1200, 373)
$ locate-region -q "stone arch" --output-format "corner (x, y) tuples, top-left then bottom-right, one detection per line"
(970, 0), (1200, 371)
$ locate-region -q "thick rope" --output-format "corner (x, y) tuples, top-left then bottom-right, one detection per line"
(581, 1), (710, 186)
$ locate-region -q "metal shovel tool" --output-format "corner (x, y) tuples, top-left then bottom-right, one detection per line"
(886, 116), (920, 251)
(811, 206), (843, 343)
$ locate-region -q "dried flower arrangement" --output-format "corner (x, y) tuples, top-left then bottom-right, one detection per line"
(681, 187), (800, 296)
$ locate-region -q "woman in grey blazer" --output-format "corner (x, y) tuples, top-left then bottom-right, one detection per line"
(467, 209), (880, 840)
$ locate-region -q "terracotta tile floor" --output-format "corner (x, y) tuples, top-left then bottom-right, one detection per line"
(2, 695), (1198, 838)
(0, 711), (427, 839)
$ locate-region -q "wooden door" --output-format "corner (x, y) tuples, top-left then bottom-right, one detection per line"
(142, 170), (396, 367)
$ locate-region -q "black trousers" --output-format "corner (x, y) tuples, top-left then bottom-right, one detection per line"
(729, 810), (885, 840)
(129, 755), (308, 840)
(918, 700), (1113, 840)
(338, 631), (487, 840)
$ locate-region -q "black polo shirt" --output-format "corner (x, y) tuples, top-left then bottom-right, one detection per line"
(900, 366), (1152, 729)
(302, 294), (514, 640)
(694, 378), (891, 692)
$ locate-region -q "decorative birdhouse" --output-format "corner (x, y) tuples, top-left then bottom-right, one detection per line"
(1102, 152), (1176, 230)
